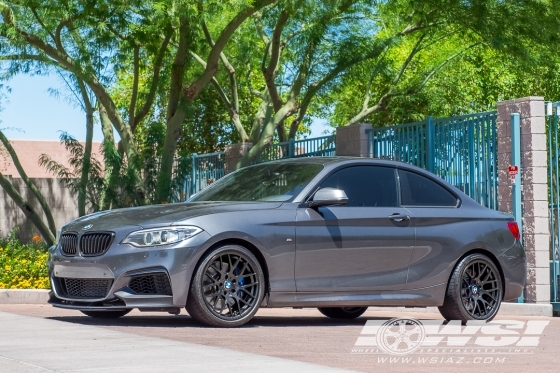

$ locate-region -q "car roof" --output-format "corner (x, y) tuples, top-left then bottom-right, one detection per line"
(258, 156), (426, 170)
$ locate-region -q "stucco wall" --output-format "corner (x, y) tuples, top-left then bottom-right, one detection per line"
(0, 139), (103, 178)
(0, 177), (78, 243)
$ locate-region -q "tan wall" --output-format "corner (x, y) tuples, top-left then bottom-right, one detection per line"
(0, 177), (78, 243)
(0, 140), (103, 178)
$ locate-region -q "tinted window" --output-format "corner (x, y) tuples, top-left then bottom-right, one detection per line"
(398, 170), (457, 207)
(320, 166), (398, 207)
(190, 163), (323, 202)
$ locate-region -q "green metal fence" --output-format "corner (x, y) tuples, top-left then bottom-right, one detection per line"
(172, 152), (226, 202)
(171, 112), (499, 209)
(256, 135), (336, 164)
(546, 102), (560, 310)
(366, 112), (498, 209)
(171, 135), (336, 202)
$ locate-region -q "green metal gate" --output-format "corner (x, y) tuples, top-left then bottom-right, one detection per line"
(172, 152), (226, 202)
(366, 112), (498, 209)
(546, 102), (560, 310)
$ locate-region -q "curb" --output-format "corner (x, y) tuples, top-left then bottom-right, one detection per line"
(0, 290), (554, 317)
(367, 303), (553, 317)
(0, 289), (50, 304)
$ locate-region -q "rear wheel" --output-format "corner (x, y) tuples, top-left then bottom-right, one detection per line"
(439, 253), (503, 322)
(186, 245), (265, 327)
(80, 310), (131, 319)
(318, 307), (368, 319)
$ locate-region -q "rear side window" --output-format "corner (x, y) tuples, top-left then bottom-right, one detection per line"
(320, 166), (398, 207)
(398, 170), (458, 207)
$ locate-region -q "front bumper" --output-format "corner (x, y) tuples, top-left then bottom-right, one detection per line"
(48, 231), (210, 310)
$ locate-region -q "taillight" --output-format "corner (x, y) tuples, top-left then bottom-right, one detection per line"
(507, 221), (520, 240)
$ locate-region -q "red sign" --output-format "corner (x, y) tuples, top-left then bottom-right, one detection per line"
(508, 165), (519, 175)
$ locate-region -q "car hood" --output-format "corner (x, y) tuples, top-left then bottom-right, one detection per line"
(63, 201), (284, 231)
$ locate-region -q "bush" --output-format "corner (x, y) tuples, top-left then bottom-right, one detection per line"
(0, 231), (50, 289)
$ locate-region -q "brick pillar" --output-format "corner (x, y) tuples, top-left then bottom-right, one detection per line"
(335, 123), (371, 157)
(497, 96), (550, 303)
(224, 142), (252, 174)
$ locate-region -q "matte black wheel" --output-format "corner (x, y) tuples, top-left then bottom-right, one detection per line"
(186, 245), (265, 327)
(439, 253), (503, 322)
(318, 307), (368, 320)
(80, 310), (131, 319)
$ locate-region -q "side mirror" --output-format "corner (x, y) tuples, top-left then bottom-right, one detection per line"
(309, 187), (348, 207)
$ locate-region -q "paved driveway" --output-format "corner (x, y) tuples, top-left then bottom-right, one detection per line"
(0, 305), (558, 372)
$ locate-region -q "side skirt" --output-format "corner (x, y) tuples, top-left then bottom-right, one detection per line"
(266, 283), (446, 308)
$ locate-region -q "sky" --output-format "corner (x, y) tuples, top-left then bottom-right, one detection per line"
(0, 73), (331, 142)
(0, 74), (105, 142)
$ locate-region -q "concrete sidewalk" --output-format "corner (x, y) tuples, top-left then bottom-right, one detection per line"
(0, 311), (356, 373)
(1, 305), (558, 373)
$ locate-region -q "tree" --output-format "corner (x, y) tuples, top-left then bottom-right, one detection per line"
(3, 0), (560, 214)
(197, 0), (560, 167)
(203, 0), (471, 167)
(46, 71), (98, 216)
(0, 0), (277, 204)
(39, 132), (104, 213)
(318, 0), (560, 126)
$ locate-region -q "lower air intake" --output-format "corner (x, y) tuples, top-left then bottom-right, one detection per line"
(128, 274), (172, 295)
(62, 278), (113, 299)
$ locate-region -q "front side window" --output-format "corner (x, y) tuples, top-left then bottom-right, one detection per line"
(398, 169), (458, 207)
(319, 166), (398, 207)
(189, 163), (323, 202)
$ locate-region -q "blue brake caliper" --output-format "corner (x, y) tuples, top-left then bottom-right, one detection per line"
(234, 267), (244, 297)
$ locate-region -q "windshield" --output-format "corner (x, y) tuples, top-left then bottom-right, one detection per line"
(189, 162), (323, 202)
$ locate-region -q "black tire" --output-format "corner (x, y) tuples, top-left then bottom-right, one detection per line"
(80, 309), (131, 319)
(318, 307), (368, 320)
(439, 253), (503, 322)
(186, 245), (265, 327)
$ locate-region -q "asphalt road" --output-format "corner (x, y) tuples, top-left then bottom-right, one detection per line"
(0, 305), (558, 373)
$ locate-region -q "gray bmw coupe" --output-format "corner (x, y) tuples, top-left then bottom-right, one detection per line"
(47, 157), (526, 327)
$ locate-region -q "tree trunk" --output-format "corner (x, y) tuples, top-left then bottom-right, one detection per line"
(78, 110), (94, 216)
(0, 172), (55, 246)
(99, 103), (118, 211)
(78, 80), (94, 216)
(156, 105), (187, 203)
(237, 100), (296, 168)
(0, 129), (57, 236)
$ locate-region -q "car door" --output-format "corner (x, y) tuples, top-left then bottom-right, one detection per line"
(295, 165), (415, 292)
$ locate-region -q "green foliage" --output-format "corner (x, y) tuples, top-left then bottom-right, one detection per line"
(0, 230), (49, 289)
(99, 140), (149, 208)
(311, 0), (560, 128)
(177, 87), (241, 155)
(39, 132), (104, 212)
(4, 0), (560, 189)
(38, 132), (150, 210)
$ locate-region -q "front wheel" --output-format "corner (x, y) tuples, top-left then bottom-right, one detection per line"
(80, 310), (131, 319)
(186, 245), (265, 327)
(318, 307), (368, 319)
(439, 253), (503, 322)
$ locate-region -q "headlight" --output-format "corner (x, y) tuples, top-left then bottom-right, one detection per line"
(121, 226), (203, 247)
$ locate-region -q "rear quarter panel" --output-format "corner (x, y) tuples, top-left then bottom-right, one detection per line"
(405, 205), (523, 297)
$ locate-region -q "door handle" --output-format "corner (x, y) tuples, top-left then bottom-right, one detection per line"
(389, 214), (410, 222)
